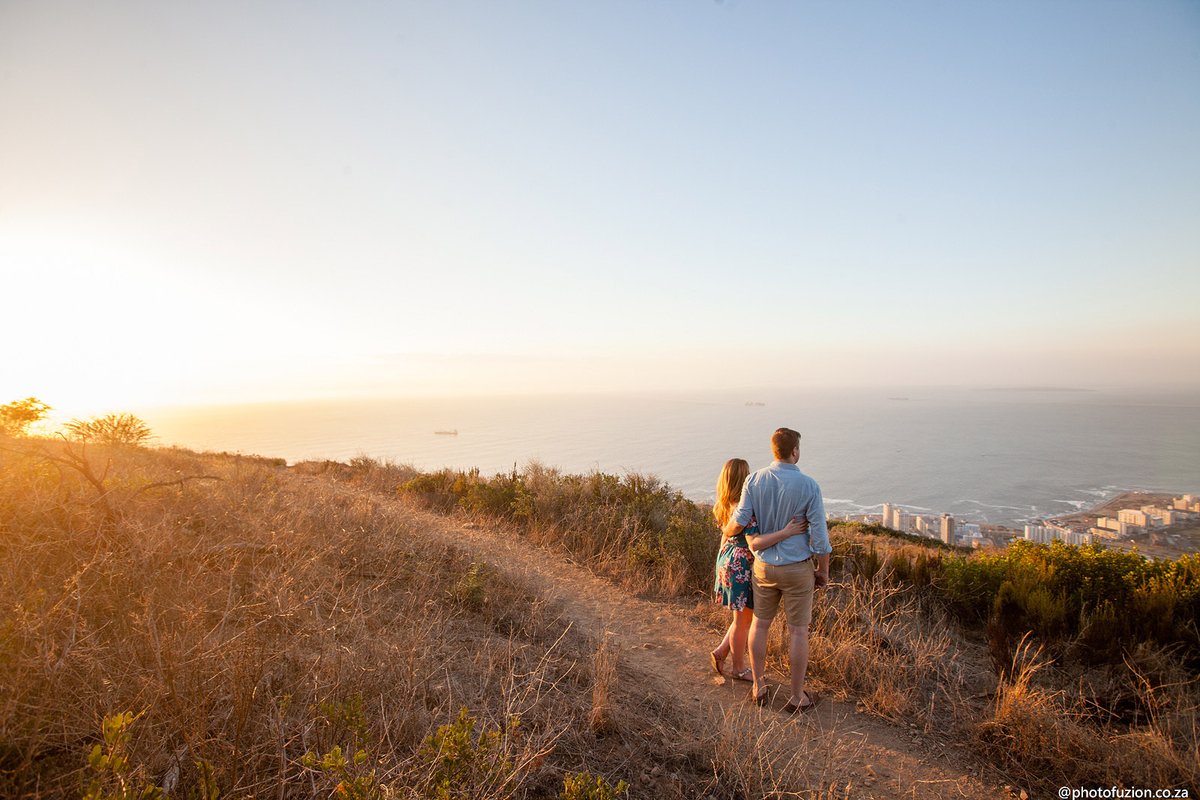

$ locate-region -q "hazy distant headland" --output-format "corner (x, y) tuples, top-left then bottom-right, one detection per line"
(980, 385), (1098, 393)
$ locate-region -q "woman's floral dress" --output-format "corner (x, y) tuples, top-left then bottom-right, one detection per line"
(713, 517), (758, 611)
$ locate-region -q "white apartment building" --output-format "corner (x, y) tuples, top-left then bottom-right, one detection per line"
(1024, 523), (1093, 546)
(1139, 506), (1169, 524)
(1024, 525), (1052, 544)
(1171, 495), (1200, 512)
(1062, 528), (1095, 546)
(1097, 517), (1132, 536)
(940, 513), (955, 545)
(1089, 527), (1119, 540)
(1118, 509), (1151, 527)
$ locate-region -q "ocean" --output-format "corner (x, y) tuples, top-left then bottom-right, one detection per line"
(141, 388), (1200, 527)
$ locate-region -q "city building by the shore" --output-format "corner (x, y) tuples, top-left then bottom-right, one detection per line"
(874, 504), (999, 548)
(1172, 495), (1200, 513)
(1024, 523), (1094, 547)
(940, 513), (955, 545)
(865, 493), (1198, 556)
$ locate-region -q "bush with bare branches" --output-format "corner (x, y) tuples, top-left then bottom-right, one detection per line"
(63, 412), (155, 446)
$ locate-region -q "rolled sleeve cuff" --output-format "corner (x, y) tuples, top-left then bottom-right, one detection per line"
(733, 505), (754, 527)
(809, 524), (833, 555)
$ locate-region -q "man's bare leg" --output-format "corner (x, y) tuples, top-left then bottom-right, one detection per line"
(788, 624), (811, 704)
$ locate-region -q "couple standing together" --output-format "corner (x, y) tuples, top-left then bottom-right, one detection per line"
(710, 427), (831, 714)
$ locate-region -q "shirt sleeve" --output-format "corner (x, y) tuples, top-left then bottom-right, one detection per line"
(732, 474), (755, 527)
(806, 483), (832, 555)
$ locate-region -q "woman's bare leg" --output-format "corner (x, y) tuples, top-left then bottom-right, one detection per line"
(729, 607), (753, 673)
(713, 617), (734, 666)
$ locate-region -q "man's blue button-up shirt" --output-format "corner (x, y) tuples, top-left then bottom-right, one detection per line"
(732, 461), (831, 565)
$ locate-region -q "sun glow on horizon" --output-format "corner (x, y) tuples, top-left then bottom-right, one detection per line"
(2, 2), (1197, 414)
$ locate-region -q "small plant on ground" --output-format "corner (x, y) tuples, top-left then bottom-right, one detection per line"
(301, 746), (382, 800)
(451, 562), (491, 612)
(560, 771), (629, 800)
(303, 693), (383, 800)
(419, 708), (519, 800)
(82, 712), (163, 800)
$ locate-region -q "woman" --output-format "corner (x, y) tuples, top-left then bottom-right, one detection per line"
(710, 458), (756, 681)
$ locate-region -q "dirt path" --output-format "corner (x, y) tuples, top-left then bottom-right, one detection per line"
(327, 476), (1017, 799)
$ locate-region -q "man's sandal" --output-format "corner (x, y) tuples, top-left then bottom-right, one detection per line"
(781, 693), (819, 714)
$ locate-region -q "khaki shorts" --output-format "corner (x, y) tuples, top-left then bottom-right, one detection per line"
(751, 558), (815, 629)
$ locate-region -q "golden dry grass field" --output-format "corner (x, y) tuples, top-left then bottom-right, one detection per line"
(1, 438), (1196, 799)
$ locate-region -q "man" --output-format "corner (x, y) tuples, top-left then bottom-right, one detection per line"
(721, 427), (831, 713)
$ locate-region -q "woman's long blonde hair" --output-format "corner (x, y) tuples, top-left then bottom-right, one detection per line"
(713, 458), (750, 528)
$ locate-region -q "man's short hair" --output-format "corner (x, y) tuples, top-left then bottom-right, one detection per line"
(771, 427), (801, 460)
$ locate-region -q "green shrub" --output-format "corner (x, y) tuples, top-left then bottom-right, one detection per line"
(82, 713), (163, 800)
(940, 541), (1200, 665)
(401, 469), (468, 510)
(1076, 600), (1123, 663)
(560, 771), (629, 800)
(938, 554), (1007, 622)
(462, 473), (524, 519)
(452, 562), (490, 612)
(419, 708), (519, 800)
(400, 465), (720, 598)
(301, 746), (381, 800)
(302, 693), (382, 799)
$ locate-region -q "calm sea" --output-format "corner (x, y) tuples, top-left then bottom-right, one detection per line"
(142, 388), (1200, 527)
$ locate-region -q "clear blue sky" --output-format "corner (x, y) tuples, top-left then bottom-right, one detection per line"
(2, 1), (1198, 412)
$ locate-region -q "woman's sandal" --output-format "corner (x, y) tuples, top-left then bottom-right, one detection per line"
(732, 667), (754, 682)
(751, 685), (769, 706)
(709, 651), (725, 676)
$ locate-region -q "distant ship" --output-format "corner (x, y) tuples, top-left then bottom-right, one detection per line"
(744, 401), (766, 407)
(433, 429), (458, 436)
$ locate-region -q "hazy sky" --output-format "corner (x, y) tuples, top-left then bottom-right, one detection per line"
(2, 1), (1198, 414)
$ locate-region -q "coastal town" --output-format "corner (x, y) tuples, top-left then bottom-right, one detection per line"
(841, 492), (1200, 559)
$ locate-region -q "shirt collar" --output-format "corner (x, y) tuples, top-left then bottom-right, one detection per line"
(771, 461), (801, 471)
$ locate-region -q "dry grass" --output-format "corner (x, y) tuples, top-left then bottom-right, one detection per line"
(979, 638), (1200, 793)
(0, 440), (715, 798)
(696, 524), (1200, 794)
(7, 440), (1197, 797)
(810, 577), (961, 723)
(397, 461), (717, 601)
(711, 706), (862, 799)
(588, 636), (619, 736)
